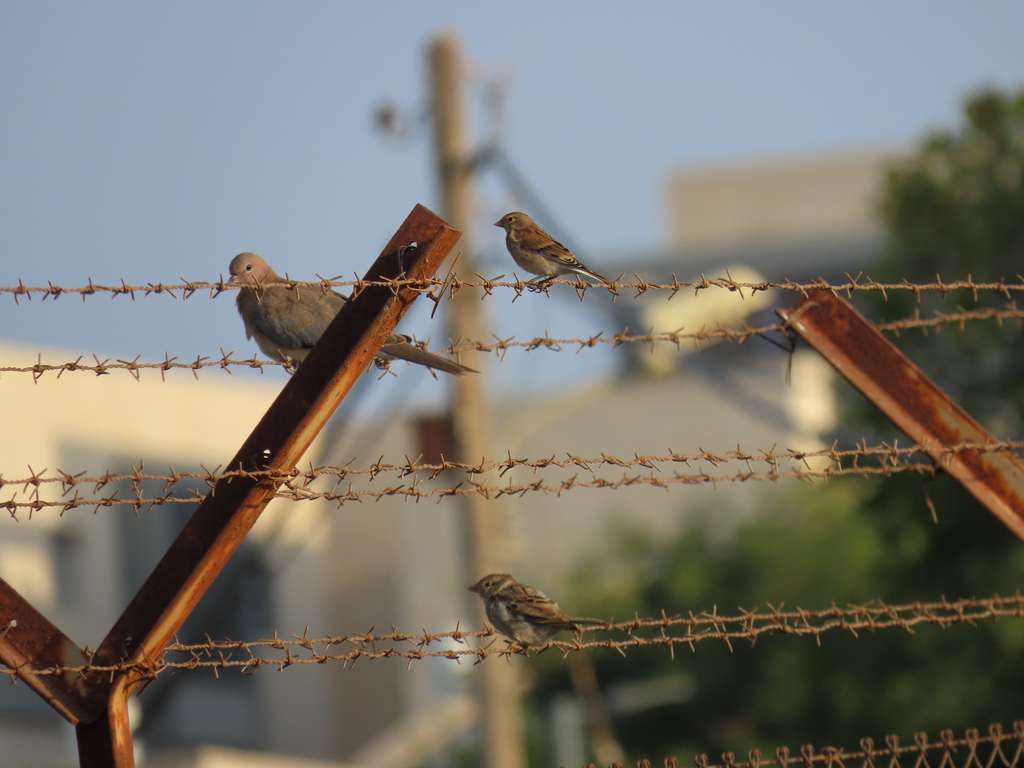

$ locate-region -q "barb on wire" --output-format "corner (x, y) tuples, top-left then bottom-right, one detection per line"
(3, 440), (1019, 519)
(3, 275), (1024, 303)
(2, 305), (1023, 381)
(2, 594), (1020, 679)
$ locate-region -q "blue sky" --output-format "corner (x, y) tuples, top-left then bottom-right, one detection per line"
(2, 2), (1022, 391)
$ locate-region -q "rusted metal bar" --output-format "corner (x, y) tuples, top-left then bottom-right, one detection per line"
(0, 575), (97, 724)
(75, 678), (134, 768)
(779, 287), (1024, 542)
(70, 204), (460, 766)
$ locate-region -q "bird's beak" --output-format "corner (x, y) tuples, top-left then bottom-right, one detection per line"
(493, 219), (504, 228)
(468, 584), (481, 594)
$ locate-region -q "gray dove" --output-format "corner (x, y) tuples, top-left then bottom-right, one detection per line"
(228, 252), (475, 375)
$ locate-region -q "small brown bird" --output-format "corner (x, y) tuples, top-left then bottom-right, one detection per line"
(494, 211), (611, 285)
(468, 573), (604, 647)
(228, 252), (475, 375)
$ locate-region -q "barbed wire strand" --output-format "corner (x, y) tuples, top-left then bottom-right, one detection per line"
(0, 439), (1015, 495)
(687, 722), (1024, 768)
(1, 305), (1021, 381)
(2, 275), (1024, 303)
(4, 440), (1018, 519)
(3, 594), (1020, 679)
(0, 463), (940, 517)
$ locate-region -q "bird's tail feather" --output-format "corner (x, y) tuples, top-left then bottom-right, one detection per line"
(573, 266), (613, 285)
(381, 335), (477, 376)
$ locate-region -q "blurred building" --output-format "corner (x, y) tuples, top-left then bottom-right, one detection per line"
(0, 344), (343, 767)
(667, 146), (888, 253)
(0, 146), (900, 767)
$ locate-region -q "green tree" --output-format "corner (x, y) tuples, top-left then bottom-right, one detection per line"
(866, 87), (1024, 428)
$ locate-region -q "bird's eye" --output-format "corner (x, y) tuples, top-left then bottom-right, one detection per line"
(246, 264), (252, 271)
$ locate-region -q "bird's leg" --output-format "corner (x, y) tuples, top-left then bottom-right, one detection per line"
(527, 276), (554, 293)
(506, 640), (530, 657)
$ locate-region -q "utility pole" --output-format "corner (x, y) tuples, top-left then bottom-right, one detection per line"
(428, 30), (527, 768)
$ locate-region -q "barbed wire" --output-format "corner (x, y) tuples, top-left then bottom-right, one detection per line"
(687, 722), (1024, 768)
(1, 439), (1014, 492)
(0, 463), (941, 517)
(2, 274), (1024, 303)
(5, 275), (1023, 761)
(0, 442), (1004, 517)
(4, 439), (1015, 519)
(1, 305), (1022, 381)
(3, 594), (1020, 680)
(0, 350), (280, 381)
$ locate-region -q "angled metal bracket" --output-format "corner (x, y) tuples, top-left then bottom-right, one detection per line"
(779, 288), (1024, 541)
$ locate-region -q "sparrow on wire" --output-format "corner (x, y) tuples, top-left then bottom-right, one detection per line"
(494, 211), (612, 286)
(468, 573), (605, 647)
(228, 252), (475, 375)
